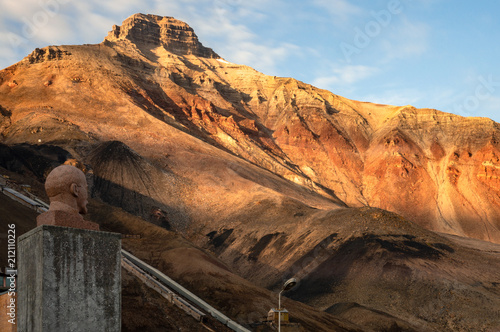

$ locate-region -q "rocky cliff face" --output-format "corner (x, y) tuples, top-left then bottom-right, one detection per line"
(105, 13), (219, 58)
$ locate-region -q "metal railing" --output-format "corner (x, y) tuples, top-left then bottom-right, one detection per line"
(122, 256), (206, 321)
(1, 186), (48, 213)
(121, 249), (252, 332)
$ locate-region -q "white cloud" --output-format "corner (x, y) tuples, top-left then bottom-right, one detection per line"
(439, 87), (500, 119)
(312, 0), (363, 25)
(478, 96), (500, 122)
(31, 15), (74, 45)
(360, 88), (424, 106)
(176, 0), (301, 75)
(73, 12), (116, 43)
(0, 0), (78, 66)
(230, 41), (301, 74)
(313, 64), (379, 91)
(426, 88), (458, 108)
(1, 0), (40, 19)
(0, 33), (24, 66)
(379, 17), (430, 61)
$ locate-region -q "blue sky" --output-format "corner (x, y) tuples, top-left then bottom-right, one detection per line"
(1, 0), (499, 122)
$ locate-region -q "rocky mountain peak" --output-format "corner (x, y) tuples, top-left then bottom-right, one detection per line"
(105, 13), (220, 58)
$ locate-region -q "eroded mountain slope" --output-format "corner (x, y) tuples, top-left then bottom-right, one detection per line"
(1, 13), (499, 243)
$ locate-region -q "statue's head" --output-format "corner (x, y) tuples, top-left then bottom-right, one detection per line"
(45, 165), (88, 215)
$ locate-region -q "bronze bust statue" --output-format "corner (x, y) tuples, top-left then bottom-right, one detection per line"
(37, 164), (99, 230)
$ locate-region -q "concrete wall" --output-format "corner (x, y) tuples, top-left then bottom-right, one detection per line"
(19, 225), (121, 332)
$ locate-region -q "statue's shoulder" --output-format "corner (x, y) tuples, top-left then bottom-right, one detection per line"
(37, 210), (99, 231)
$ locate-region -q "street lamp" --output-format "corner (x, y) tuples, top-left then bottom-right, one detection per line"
(278, 278), (297, 332)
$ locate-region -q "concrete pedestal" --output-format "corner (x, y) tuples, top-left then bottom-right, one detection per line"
(18, 225), (121, 332)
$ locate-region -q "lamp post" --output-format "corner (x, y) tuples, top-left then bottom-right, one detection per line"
(278, 278), (297, 332)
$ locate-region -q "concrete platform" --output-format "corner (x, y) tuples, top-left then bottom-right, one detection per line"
(19, 225), (121, 332)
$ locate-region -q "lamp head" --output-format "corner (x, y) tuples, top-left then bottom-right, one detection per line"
(282, 278), (297, 291)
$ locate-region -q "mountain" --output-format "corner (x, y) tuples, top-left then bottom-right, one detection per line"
(1, 13), (500, 331)
(2, 13), (499, 243)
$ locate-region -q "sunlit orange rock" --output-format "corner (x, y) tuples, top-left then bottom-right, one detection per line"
(0, 14), (499, 244)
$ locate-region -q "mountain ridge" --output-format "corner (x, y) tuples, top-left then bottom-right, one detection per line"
(1, 14), (500, 243)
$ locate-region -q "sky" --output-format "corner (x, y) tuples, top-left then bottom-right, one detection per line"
(1, 0), (499, 122)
